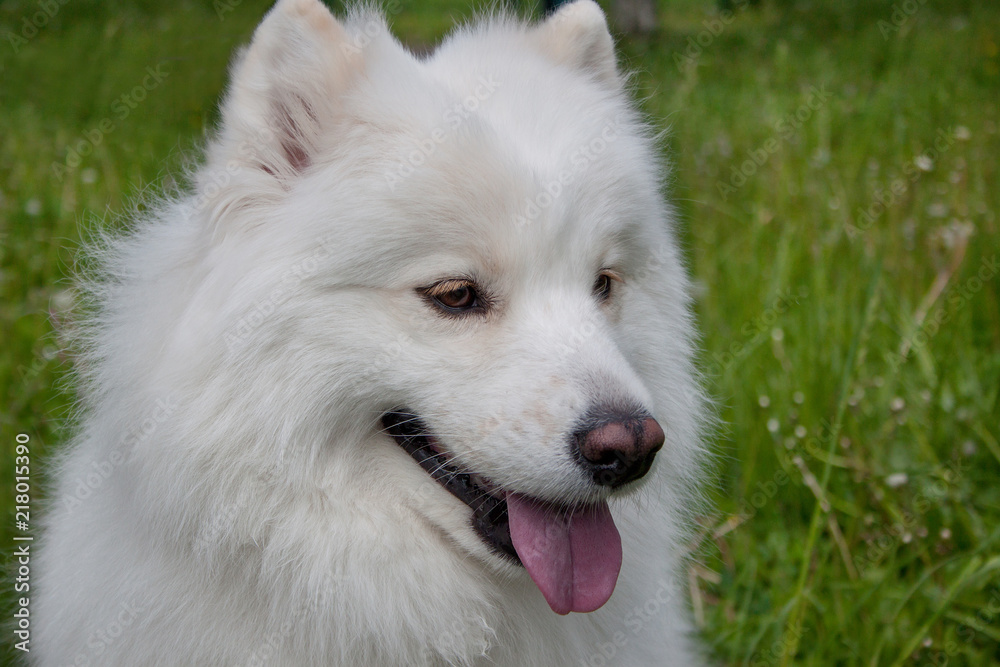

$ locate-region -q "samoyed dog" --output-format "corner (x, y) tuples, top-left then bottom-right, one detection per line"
(34, 0), (708, 664)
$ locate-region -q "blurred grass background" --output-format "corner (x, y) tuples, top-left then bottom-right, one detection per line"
(1, 0), (998, 664)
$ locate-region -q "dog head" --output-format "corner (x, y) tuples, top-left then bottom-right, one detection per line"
(171, 0), (707, 615)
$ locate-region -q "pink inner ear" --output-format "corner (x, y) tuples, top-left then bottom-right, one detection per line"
(274, 97), (313, 174)
(280, 136), (310, 173)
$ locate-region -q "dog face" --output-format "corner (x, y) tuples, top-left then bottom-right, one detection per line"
(192, 0), (706, 614)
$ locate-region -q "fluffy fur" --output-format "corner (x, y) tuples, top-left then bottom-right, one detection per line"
(33, 1), (709, 665)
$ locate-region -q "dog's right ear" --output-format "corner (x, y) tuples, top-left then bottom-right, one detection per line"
(212, 0), (363, 183)
(530, 0), (620, 88)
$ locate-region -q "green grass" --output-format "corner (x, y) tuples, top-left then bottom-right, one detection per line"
(2, 0), (999, 664)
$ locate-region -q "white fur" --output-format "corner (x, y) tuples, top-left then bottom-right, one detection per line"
(33, 1), (709, 665)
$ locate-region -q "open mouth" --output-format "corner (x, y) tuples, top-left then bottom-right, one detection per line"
(382, 409), (625, 615)
(381, 410), (518, 563)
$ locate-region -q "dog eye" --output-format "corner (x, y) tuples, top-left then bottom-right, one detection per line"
(438, 286), (475, 309)
(421, 279), (484, 315)
(593, 272), (618, 302)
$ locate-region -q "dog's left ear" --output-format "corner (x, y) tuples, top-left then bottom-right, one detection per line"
(530, 0), (620, 88)
(212, 0), (363, 182)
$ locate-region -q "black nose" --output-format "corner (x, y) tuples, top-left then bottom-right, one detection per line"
(571, 409), (665, 488)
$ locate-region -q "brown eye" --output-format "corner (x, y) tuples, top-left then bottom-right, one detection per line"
(593, 272), (614, 301)
(437, 285), (475, 310)
(421, 279), (485, 315)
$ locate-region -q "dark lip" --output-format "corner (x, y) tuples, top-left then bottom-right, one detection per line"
(381, 410), (520, 565)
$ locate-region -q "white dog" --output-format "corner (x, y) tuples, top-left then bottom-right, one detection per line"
(34, 1), (709, 664)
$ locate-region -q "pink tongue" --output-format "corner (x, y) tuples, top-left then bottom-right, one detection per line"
(506, 492), (622, 615)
